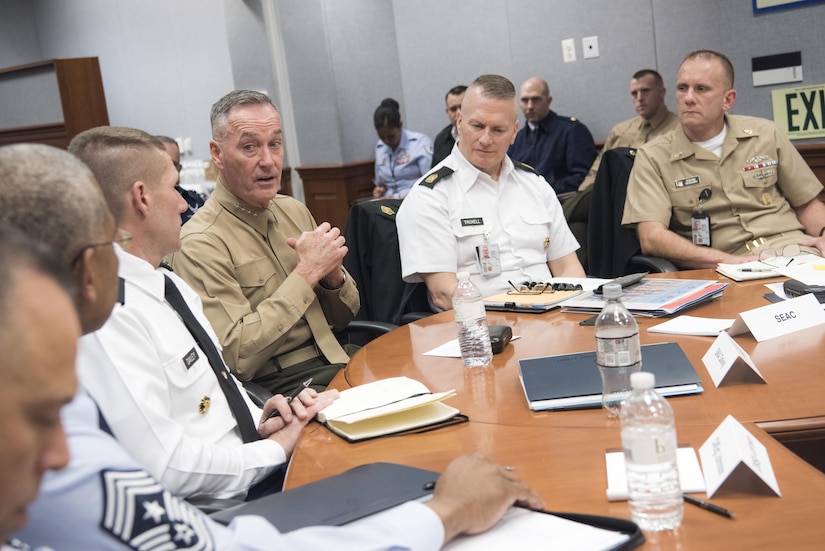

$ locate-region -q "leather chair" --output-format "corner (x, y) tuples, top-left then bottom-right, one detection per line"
(343, 198), (432, 328)
(587, 147), (676, 278)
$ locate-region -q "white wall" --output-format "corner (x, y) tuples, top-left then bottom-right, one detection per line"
(2, 0), (824, 169)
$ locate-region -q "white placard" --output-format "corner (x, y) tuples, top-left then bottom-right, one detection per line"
(605, 447), (706, 501)
(701, 332), (766, 387)
(727, 293), (825, 341)
(698, 415), (781, 499)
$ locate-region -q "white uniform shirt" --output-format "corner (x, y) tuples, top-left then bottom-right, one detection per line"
(11, 389), (444, 550)
(397, 146), (580, 297)
(77, 246), (285, 500)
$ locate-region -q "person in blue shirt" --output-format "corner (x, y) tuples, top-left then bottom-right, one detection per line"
(373, 98), (433, 198)
(508, 77), (597, 195)
(157, 135), (205, 224)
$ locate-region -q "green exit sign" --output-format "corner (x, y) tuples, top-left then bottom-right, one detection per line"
(772, 83), (825, 139)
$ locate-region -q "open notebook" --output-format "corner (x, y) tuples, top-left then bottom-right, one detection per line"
(317, 377), (463, 442)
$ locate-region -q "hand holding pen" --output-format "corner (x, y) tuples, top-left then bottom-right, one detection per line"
(265, 378), (313, 421)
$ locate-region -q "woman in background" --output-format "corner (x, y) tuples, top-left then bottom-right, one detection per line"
(373, 98), (433, 198)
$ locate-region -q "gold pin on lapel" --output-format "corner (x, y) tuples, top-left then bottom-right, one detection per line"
(198, 395), (211, 415)
(543, 237), (550, 249)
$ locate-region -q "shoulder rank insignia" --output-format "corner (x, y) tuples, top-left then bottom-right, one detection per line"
(380, 205), (395, 216)
(419, 166), (455, 189)
(513, 161), (538, 175)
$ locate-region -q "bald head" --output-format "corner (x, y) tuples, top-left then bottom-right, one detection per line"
(519, 77), (552, 124)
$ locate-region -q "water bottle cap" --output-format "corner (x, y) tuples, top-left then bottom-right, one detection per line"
(630, 371), (655, 389)
(457, 271), (470, 281)
(602, 283), (622, 298)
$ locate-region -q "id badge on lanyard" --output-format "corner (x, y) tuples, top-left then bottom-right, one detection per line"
(691, 188), (712, 247)
(476, 232), (501, 277)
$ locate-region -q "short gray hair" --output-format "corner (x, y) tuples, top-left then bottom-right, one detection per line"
(470, 74), (516, 101)
(211, 90), (277, 140)
(0, 143), (109, 267)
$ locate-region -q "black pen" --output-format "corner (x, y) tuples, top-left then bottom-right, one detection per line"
(684, 494), (735, 519)
(740, 268), (773, 273)
(265, 378), (313, 420)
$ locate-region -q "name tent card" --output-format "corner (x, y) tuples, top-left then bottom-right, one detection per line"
(698, 415), (781, 499)
(701, 331), (767, 387)
(727, 292), (825, 342)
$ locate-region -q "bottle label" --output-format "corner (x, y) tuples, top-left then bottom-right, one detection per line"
(454, 300), (486, 324)
(622, 428), (677, 465)
(596, 333), (641, 367)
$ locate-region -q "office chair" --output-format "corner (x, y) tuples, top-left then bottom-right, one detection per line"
(343, 198), (432, 330)
(561, 185), (592, 272)
(587, 147), (676, 278)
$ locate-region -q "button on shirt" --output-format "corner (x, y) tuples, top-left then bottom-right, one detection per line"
(397, 147), (580, 297)
(77, 246), (285, 500)
(375, 129), (434, 198)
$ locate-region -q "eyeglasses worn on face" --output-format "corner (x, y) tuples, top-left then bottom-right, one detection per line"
(71, 228), (132, 267)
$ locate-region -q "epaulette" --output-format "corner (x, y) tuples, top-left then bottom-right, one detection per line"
(513, 161), (538, 175)
(419, 166), (455, 189)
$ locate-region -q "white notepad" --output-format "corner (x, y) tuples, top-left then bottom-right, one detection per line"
(605, 447), (706, 501)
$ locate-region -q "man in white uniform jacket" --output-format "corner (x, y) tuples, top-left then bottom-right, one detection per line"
(69, 126), (338, 500)
(2, 142), (544, 550)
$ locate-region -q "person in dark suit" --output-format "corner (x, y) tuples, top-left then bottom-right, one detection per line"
(508, 77), (597, 195)
(431, 85), (467, 167)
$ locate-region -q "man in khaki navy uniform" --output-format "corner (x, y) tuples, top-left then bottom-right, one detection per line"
(579, 69), (679, 190)
(622, 49), (825, 269)
(172, 90), (359, 397)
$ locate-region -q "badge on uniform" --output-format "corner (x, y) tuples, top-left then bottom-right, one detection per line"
(691, 188), (713, 247)
(100, 469), (214, 549)
(198, 396), (211, 415)
(476, 243), (502, 277)
(183, 347), (199, 370)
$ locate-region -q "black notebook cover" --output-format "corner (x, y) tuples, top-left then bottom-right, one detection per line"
(519, 341), (703, 411)
(210, 462), (436, 531)
(211, 462), (644, 550)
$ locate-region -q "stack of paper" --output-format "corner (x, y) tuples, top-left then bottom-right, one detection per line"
(716, 254), (822, 282)
(561, 279), (728, 317)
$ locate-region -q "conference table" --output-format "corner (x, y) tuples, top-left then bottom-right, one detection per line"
(285, 270), (825, 549)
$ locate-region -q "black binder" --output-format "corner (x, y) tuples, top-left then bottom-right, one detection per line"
(210, 462), (644, 550)
(519, 341), (703, 411)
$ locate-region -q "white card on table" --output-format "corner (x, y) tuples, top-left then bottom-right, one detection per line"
(727, 293), (825, 342)
(701, 331), (766, 387)
(698, 415), (781, 499)
(605, 447), (706, 501)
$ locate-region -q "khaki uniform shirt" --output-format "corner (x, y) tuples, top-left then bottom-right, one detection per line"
(171, 182), (359, 381)
(580, 108), (679, 190)
(622, 114), (823, 255)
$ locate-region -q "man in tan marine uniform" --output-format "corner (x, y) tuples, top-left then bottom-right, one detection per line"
(622, 49), (825, 269)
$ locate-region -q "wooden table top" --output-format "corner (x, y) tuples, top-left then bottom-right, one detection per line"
(286, 270), (825, 549)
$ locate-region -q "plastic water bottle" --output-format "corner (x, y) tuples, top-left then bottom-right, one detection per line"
(452, 272), (492, 367)
(595, 283), (641, 416)
(620, 371), (684, 532)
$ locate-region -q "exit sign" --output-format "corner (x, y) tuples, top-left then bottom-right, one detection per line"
(772, 83), (825, 139)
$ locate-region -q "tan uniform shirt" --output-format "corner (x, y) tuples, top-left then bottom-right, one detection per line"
(171, 182), (359, 381)
(622, 114), (823, 255)
(580, 108), (679, 190)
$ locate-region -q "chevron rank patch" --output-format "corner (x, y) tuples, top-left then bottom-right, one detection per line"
(101, 469), (214, 550)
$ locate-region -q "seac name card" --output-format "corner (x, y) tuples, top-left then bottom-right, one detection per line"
(701, 331), (766, 387)
(699, 415), (781, 499)
(727, 293), (825, 342)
